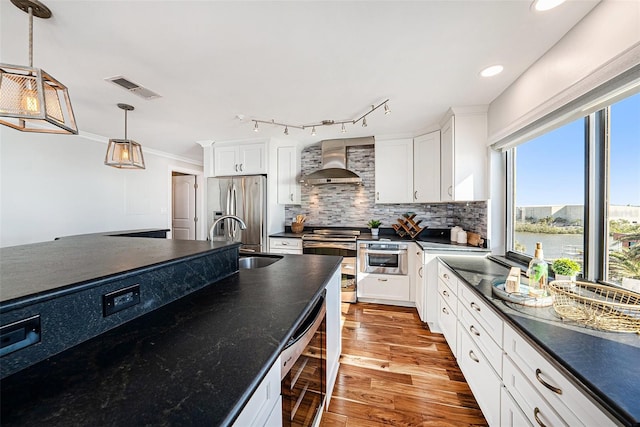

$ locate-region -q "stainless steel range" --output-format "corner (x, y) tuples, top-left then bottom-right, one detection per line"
(302, 229), (359, 303)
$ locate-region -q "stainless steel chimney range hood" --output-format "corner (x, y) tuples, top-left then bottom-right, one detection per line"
(302, 137), (374, 185)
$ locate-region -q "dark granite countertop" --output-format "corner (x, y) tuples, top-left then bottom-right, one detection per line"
(0, 235), (233, 306)
(438, 255), (640, 427)
(1, 253), (342, 426)
(270, 227), (488, 252)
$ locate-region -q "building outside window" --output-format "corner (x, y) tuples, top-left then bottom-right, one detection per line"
(508, 91), (640, 290)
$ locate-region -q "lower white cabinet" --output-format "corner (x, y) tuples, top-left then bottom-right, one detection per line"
(413, 245), (426, 322)
(325, 267), (342, 408)
(503, 323), (616, 427)
(269, 237), (302, 255)
(233, 356), (282, 427)
(437, 294), (457, 357)
(501, 386), (532, 427)
(357, 273), (411, 303)
(457, 324), (501, 427)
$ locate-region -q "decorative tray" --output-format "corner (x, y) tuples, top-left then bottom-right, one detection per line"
(492, 281), (554, 307)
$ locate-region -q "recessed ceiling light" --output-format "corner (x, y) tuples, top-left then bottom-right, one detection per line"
(480, 65), (504, 77)
(532, 0), (566, 12)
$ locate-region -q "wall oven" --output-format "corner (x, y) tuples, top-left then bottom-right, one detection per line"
(358, 242), (409, 275)
(281, 291), (326, 427)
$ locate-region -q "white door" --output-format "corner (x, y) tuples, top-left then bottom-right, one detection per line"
(172, 175), (197, 240)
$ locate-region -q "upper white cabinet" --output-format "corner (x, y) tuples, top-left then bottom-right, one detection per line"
(413, 130), (441, 203)
(214, 141), (267, 176)
(375, 131), (441, 204)
(277, 146), (300, 205)
(440, 107), (488, 201)
(374, 138), (414, 203)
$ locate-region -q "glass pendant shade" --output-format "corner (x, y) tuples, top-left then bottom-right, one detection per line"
(105, 139), (145, 169)
(0, 64), (78, 135)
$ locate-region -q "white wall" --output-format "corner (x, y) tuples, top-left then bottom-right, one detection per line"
(488, 0), (640, 144)
(0, 127), (202, 247)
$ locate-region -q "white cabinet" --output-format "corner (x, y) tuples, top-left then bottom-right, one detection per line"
(325, 266), (342, 408)
(374, 132), (441, 204)
(276, 146), (300, 205)
(214, 142), (266, 176)
(357, 273), (411, 303)
(413, 131), (441, 203)
(440, 107), (488, 201)
(437, 271), (458, 357)
(413, 245), (426, 322)
(374, 138), (413, 203)
(232, 355), (282, 427)
(501, 386), (532, 427)
(503, 323), (616, 427)
(269, 237), (302, 255)
(457, 322), (502, 427)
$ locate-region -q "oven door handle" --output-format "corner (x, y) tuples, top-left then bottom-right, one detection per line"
(303, 241), (355, 251)
(362, 249), (406, 255)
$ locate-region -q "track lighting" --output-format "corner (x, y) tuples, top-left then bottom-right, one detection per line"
(250, 99), (389, 136)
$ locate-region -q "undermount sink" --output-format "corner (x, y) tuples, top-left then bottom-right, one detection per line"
(238, 255), (282, 269)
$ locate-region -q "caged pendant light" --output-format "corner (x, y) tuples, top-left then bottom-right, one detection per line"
(105, 104), (146, 170)
(0, 0), (78, 134)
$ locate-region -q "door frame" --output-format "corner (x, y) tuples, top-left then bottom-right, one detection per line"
(167, 165), (205, 240)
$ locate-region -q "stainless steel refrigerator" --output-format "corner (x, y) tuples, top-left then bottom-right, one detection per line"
(207, 175), (267, 252)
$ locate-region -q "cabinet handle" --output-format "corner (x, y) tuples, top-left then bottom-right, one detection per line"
(443, 273), (449, 279)
(378, 278), (388, 282)
(448, 186), (452, 196)
(470, 302), (481, 312)
(418, 267), (423, 278)
(414, 190), (418, 200)
(443, 290), (449, 297)
(281, 241), (288, 246)
(535, 368), (563, 395)
(469, 325), (480, 336)
(239, 163), (244, 171)
(533, 407), (547, 427)
(234, 164), (239, 172)
(376, 192), (379, 201)
(290, 193), (293, 201)
(442, 307), (449, 315)
(468, 350), (480, 363)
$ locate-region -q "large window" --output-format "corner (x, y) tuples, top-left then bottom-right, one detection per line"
(508, 91), (640, 289)
(606, 93), (640, 289)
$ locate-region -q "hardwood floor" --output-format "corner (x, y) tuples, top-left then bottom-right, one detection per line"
(320, 302), (487, 427)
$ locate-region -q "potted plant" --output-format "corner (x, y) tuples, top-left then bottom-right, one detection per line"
(367, 219), (382, 238)
(551, 258), (581, 282)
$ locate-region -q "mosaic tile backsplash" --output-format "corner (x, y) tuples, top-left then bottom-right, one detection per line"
(285, 145), (488, 237)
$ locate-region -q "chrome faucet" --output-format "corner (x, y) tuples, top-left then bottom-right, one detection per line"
(209, 215), (247, 241)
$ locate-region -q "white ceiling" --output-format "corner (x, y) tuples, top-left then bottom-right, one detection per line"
(0, 0), (600, 162)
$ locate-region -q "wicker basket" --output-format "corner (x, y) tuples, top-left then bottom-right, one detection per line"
(291, 222), (304, 234)
(548, 280), (640, 333)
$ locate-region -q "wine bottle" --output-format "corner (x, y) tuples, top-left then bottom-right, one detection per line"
(527, 242), (548, 297)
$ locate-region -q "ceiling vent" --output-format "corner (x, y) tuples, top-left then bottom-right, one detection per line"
(105, 76), (161, 100)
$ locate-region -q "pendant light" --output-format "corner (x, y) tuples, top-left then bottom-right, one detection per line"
(105, 104), (146, 169)
(0, 0), (78, 134)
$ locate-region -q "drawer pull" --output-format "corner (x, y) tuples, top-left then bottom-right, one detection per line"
(533, 407), (547, 427)
(469, 325), (480, 336)
(443, 290), (449, 297)
(470, 302), (481, 312)
(468, 350), (480, 363)
(378, 278), (388, 282)
(418, 267), (423, 278)
(442, 307), (449, 315)
(535, 368), (563, 395)
(443, 273), (449, 279)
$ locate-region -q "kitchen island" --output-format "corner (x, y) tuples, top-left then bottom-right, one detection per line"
(0, 237), (342, 426)
(438, 255), (640, 427)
